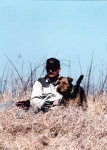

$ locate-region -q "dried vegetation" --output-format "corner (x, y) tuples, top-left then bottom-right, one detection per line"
(0, 56), (107, 149)
(0, 94), (107, 150)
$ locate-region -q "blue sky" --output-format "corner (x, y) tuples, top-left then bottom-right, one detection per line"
(0, 1), (107, 83)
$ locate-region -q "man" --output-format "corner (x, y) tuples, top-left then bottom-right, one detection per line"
(16, 58), (62, 112)
(30, 57), (62, 112)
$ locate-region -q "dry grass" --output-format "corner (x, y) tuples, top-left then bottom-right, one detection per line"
(0, 94), (107, 150)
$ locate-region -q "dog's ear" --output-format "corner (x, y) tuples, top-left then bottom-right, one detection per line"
(59, 76), (63, 80)
(67, 77), (73, 83)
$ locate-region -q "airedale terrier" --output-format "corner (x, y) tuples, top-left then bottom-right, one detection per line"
(57, 75), (87, 109)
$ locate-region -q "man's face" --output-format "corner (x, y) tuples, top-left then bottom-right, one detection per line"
(46, 66), (61, 78)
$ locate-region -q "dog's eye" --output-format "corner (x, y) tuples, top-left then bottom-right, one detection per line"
(63, 82), (68, 85)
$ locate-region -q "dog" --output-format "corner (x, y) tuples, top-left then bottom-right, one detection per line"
(57, 75), (87, 109)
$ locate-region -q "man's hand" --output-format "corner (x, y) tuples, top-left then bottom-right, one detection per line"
(41, 100), (59, 113)
(41, 101), (53, 112)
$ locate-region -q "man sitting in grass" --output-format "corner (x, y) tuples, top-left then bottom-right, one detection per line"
(16, 58), (62, 113)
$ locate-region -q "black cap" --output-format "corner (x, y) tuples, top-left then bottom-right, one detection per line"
(46, 58), (60, 71)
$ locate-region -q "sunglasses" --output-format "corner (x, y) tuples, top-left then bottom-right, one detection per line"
(46, 66), (58, 72)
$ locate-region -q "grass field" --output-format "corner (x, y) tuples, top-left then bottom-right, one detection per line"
(0, 57), (107, 149)
(0, 93), (107, 150)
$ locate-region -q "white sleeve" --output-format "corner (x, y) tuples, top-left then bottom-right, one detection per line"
(30, 81), (46, 111)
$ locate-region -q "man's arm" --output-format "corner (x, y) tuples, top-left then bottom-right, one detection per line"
(30, 80), (46, 111)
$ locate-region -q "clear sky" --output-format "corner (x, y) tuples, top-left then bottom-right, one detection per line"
(0, 1), (107, 83)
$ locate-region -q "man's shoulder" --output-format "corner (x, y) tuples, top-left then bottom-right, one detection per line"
(37, 76), (46, 82)
(37, 76), (49, 87)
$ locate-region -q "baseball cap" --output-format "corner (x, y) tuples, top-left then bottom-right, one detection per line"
(46, 58), (60, 72)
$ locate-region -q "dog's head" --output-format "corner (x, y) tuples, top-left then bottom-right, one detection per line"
(57, 76), (73, 96)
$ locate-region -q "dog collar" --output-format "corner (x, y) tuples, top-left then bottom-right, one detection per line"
(70, 87), (74, 95)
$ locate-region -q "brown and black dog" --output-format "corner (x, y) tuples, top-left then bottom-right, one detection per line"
(57, 75), (87, 109)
